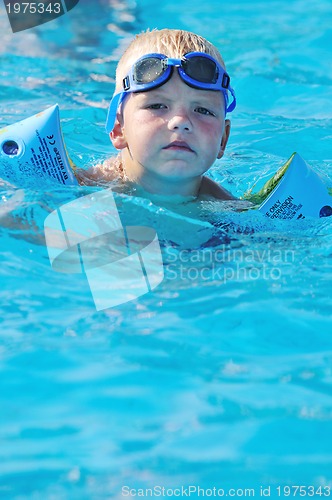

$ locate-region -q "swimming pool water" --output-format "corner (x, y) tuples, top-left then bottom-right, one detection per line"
(1, 0), (332, 498)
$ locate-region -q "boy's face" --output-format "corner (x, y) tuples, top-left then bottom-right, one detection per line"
(111, 70), (230, 190)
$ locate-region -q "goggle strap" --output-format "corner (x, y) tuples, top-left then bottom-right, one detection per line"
(105, 92), (124, 133)
(226, 86), (237, 113)
(222, 73), (230, 89)
(123, 76), (130, 91)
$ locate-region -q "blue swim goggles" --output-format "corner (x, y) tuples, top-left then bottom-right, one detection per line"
(105, 51), (237, 133)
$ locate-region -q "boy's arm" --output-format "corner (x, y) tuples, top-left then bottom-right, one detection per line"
(0, 193), (46, 245)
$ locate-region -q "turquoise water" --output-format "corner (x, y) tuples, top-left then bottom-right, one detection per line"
(1, 0), (332, 498)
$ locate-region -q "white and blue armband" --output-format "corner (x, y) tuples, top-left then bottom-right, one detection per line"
(0, 104), (77, 186)
(244, 152), (332, 220)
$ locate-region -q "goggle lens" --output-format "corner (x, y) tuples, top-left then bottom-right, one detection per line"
(134, 58), (165, 84)
(182, 56), (218, 84)
(133, 55), (219, 86)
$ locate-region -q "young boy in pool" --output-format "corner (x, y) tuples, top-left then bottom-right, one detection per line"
(78, 28), (237, 201)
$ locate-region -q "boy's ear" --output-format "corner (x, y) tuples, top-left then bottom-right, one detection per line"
(110, 117), (127, 150)
(217, 119), (231, 159)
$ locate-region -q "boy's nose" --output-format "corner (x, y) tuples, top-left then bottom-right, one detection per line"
(167, 109), (193, 133)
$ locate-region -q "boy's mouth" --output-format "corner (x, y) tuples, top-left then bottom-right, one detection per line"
(163, 141), (194, 153)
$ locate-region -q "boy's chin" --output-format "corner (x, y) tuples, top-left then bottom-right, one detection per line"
(152, 162), (209, 179)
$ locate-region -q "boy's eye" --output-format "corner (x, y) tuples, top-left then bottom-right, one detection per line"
(146, 103), (167, 110)
(195, 107), (216, 116)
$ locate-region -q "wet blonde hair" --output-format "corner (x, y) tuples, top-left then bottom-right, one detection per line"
(114, 28), (226, 94)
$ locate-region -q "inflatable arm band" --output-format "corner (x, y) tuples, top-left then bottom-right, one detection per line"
(244, 152), (332, 220)
(0, 104), (77, 186)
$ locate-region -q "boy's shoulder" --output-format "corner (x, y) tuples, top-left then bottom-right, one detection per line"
(199, 175), (236, 201)
(75, 159), (237, 202)
(75, 157), (123, 185)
